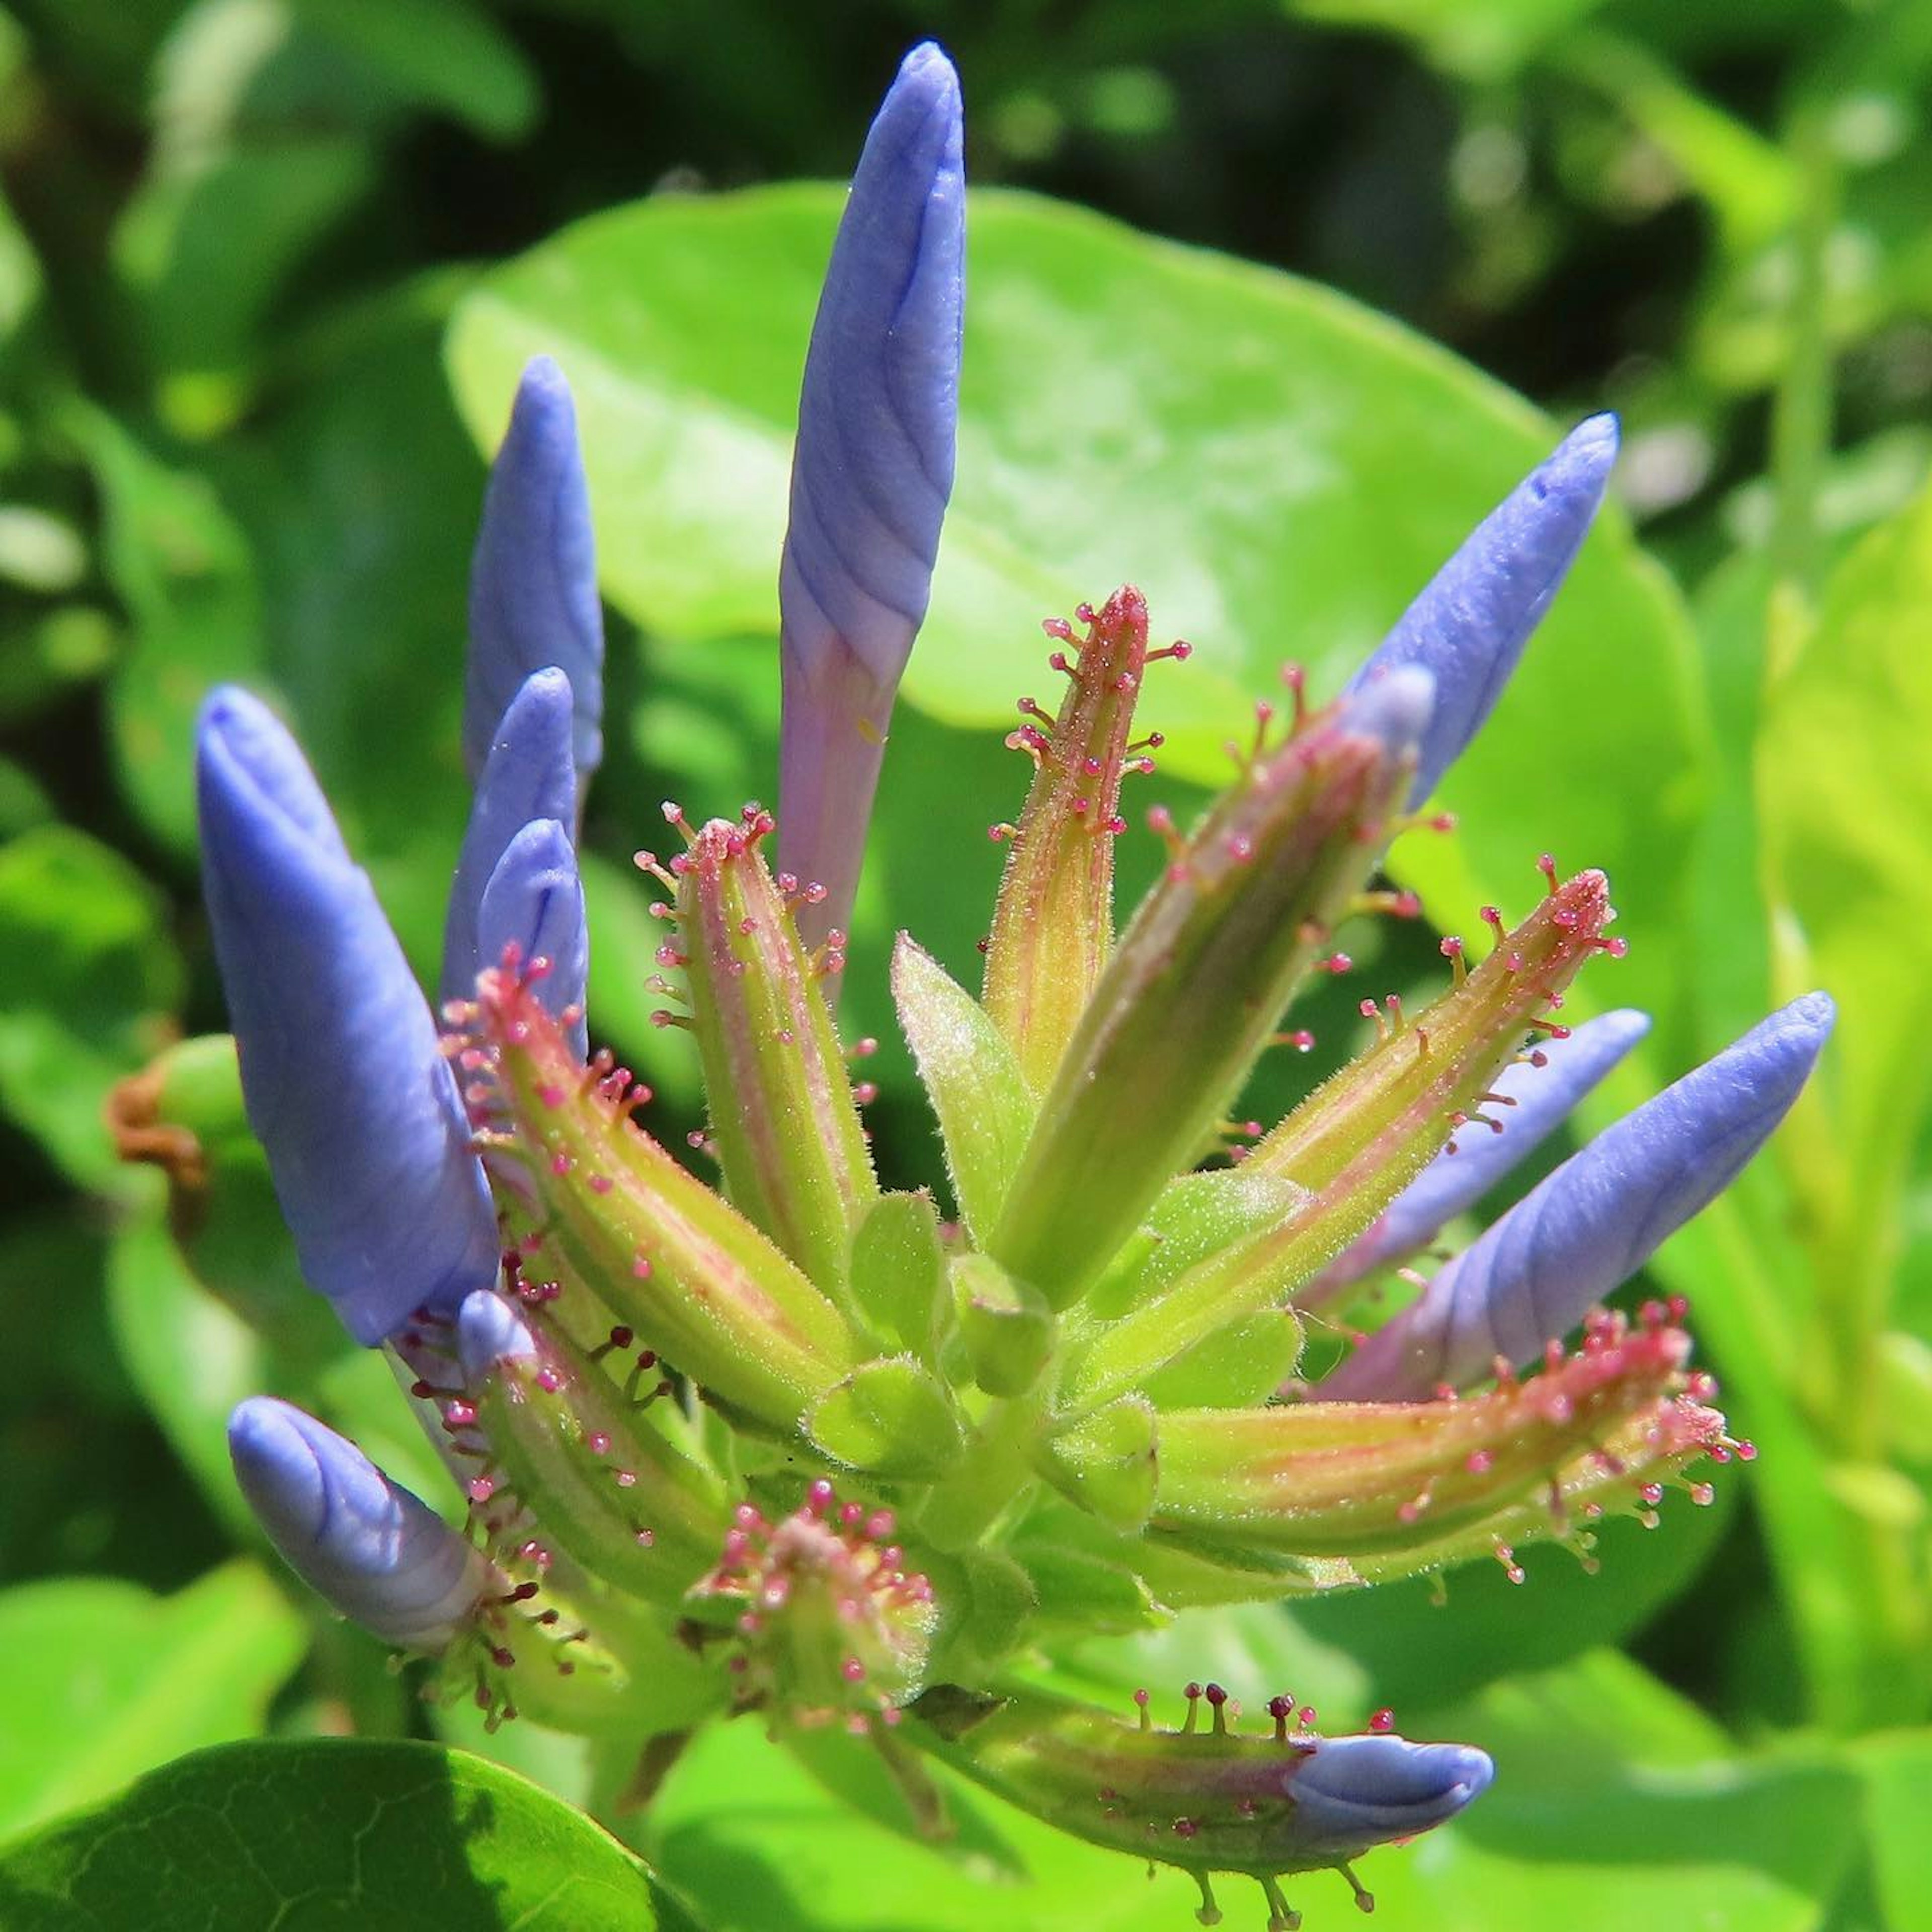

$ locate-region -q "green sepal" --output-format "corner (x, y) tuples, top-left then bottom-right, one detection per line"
(925, 1545), (1040, 1680)
(1035, 1395), (1158, 1533)
(467, 966), (857, 1430)
(892, 933), (1035, 1240)
(1008, 1529), (1165, 1635)
(1150, 1313), (1731, 1574)
(848, 1190), (948, 1362)
(952, 1252), (1056, 1397)
(989, 699), (1415, 1309)
(673, 813), (878, 1299)
(1073, 869), (1623, 1402)
(1139, 1310), (1303, 1409)
(1083, 1167), (1309, 1321)
(806, 1355), (967, 1478)
(464, 1309), (729, 1607)
(982, 587), (1152, 1092)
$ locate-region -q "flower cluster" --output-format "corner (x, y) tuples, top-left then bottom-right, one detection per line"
(173, 44), (1830, 1930)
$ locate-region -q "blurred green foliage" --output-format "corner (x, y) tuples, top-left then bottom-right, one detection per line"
(2, 0), (1930, 1925)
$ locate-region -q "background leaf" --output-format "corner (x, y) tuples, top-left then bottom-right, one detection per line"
(445, 187), (1707, 1034)
(0, 1739), (659, 1930)
(0, 1563), (304, 1844)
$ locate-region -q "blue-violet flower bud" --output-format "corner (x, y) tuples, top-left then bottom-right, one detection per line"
(228, 1395), (497, 1649)
(476, 818), (589, 1059)
(197, 686), (498, 1344)
(465, 356), (604, 785)
(777, 41), (965, 947)
(1325, 992), (1835, 1400)
(1306, 1007), (1652, 1303)
(442, 666), (578, 1010)
(1347, 413), (1620, 805)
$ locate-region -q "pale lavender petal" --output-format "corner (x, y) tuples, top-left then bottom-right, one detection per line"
(441, 667), (576, 1010)
(198, 687), (499, 1345)
(778, 41), (964, 946)
(229, 1397), (492, 1649)
(1324, 993), (1834, 1400)
(1304, 1009), (1651, 1305)
(465, 356), (603, 784)
(475, 818), (588, 1059)
(1347, 414), (1619, 806)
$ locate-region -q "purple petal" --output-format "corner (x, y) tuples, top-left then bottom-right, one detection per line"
(441, 668), (577, 1009)
(1347, 414), (1619, 806)
(475, 818), (588, 1060)
(1286, 1732), (1494, 1857)
(456, 1288), (539, 1379)
(778, 41), (965, 946)
(1324, 993), (1834, 1400)
(228, 1397), (492, 1649)
(198, 686), (499, 1345)
(465, 356), (604, 785)
(1305, 1009), (1651, 1305)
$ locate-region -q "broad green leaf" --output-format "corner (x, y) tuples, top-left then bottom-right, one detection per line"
(0, 754), (51, 837)
(0, 1563), (304, 1842)
(890, 935), (1035, 1238)
(114, 139), (376, 397)
(1759, 478), (1932, 1250)
(287, 0), (540, 140)
(0, 1740), (658, 1931)
(447, 187), (1705, 1032)
(74, 406), (262, 860)
(1853, 1731), (1932, 1932)
(0, 825), (183, 1193)
(1287, 0), (1608, 80)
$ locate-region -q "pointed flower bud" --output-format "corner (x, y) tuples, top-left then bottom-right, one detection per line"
(1066, 864), (1622, 1407)
(1305, 1008), (1651, 1304)
(778, 42), (966, 950)
(441, 667), (577, 1008)
(1326, 993), (1835, 1401)
(1155, 1308), (1732, 1571)
(982, 588), (1155, 1092)
(229, 1396), (498, 1649)
(689, 1478), (937, 1731)
(990, 671), (1431, 1310)
(910, 1679), (1490, 1922)
(456, 1291), (727, 1606)
(666, 810), (877, 1298)
(465, 357), (604, 784)
(458, 963), (857, 1428)
(1347, 414), (1619, 804)
(477, 819), (589, 1059)
(197, 687), (498, 1344)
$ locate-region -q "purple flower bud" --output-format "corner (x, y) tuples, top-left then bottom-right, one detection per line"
(1306, 1008), (1651, 1304)
(465, 357), (604, 785)
(197, 687), (499, 1345)
(1325, 992), (1834, 1400)
(1287, 1732), (1495, 1857)
(777, 41), (965, 947)
(476, 820), (589, 1060)
(228, 1396), (495, 1649)
(1347, 414), (1619, 806)
(441, 667), (577, 1010)
(456, 1286), (539, 1379)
